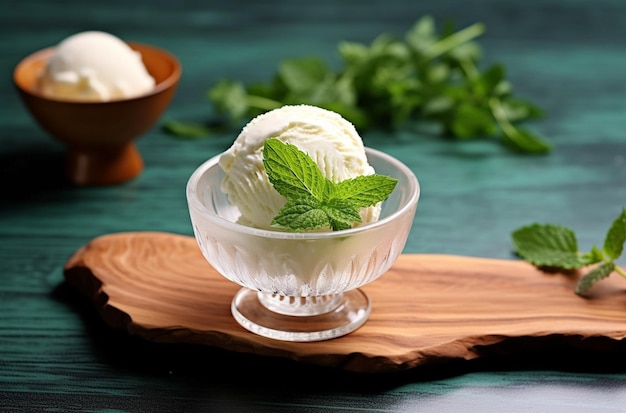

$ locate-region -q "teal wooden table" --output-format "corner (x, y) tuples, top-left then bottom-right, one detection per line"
(2, 0), (626, 411)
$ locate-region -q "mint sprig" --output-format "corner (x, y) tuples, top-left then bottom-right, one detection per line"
(262, 138), (398, 232)
(512, 209), (626, 294)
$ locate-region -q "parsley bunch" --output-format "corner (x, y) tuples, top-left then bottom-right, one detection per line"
(512, 209), (626, 294)
(262, 138), (397, 232)
(167, 16), (551, 154)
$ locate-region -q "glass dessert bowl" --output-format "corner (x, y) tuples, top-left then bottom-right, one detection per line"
(187, 147), (420, 342)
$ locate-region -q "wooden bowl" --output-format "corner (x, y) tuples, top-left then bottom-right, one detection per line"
(13, 42), (181, 186)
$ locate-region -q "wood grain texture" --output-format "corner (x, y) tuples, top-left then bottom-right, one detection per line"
(64, 231), (626, 373)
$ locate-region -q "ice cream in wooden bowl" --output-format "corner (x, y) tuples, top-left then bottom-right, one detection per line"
(13, 31), (181, 185)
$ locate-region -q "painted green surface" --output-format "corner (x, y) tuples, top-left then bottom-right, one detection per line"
(1, 0), (626, 411)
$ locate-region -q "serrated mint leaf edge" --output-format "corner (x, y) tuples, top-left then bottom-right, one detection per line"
(334, 174), (398, 208)
(271, 202), (330, 232)
(575, 262), (616, 295)
(511, 223), (587, 269)
(262, 138), (327, 201)
(603, 208), (626, 260)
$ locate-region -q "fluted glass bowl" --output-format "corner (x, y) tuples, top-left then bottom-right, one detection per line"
(187, 147), (420, 341)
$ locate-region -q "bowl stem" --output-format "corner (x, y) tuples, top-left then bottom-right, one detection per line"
(231, 288), (372, 342)
(66, 142), (143, 186)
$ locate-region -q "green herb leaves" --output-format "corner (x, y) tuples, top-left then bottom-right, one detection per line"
(180, 16), (551, 154)
(512, 209), (626, 294)
(512, 224), (595, 269)
(262, 138), (397, 232)
(604, 209), (626, 259)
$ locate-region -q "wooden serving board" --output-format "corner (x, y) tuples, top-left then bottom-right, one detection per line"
(64, 232), (626, 373)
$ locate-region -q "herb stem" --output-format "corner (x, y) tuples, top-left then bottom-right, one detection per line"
(460, 59), (480, 83)
(615, 266), (626, 279)
(489, 97), (518, 137)
(422, 22), (485, 61)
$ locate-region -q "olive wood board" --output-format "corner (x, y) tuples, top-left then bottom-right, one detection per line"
(63, 231), (626, 373)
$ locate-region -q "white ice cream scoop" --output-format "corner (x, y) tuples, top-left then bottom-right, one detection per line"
(219, 105), (381, 230)
(38, 31), (155, 102)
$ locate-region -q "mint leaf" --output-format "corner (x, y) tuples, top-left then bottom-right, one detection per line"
(499, 99), (544, 122)
(576, 262), (616, 295)
(477, 64), (505, 96)
(271, 200), (330, 232)
(163, 120), (212, 138)
(334, 174), (398, 208)
(511, 223), (587, 269)
(262, 138), (326, 201)
(489, 97), (552, 154)
(323, 199), (363, 231)
(278, 57), (333, 94)
(405, 15), (437, 54)
(450, 103), (497, 138)
(603, 208), (626, 260)
(502, 127), (552, 154)
(208, 80), (250, 121)
(263, 138), (396, 232)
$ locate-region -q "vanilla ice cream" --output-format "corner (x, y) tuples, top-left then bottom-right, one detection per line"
(219, 105), (381, 230)
(38, 31), (155, 102)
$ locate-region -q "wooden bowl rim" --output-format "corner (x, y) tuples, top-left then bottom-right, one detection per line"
(13, 41), (182, 104)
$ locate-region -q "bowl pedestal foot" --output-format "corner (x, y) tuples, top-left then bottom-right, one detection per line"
(231, 288), (371, 342)
(66, 142), (143, 186)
